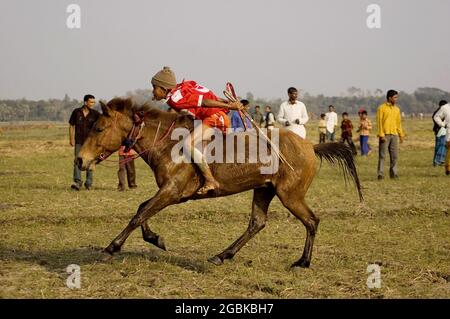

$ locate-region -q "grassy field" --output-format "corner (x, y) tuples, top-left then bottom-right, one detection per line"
(0, 118), (449, 299)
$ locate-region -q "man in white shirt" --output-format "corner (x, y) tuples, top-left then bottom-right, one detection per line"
(433, 100), (450, 175)
(277, 87), (309, 138)
(325, 105), (338, 141)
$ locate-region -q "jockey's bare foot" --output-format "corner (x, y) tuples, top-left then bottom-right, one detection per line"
(197, 180), (219, 195)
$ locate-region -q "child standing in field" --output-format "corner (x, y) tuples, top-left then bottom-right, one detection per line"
(358, 110), (372, 156)
(340, 112), (357, 155)
(318, 113), (327, 143)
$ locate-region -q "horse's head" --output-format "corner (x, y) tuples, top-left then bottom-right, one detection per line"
(76, 98), (135, 171)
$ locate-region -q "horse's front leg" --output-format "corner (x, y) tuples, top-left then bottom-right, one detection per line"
(128, 198), (167, 251)
(103, 185), (180, 256)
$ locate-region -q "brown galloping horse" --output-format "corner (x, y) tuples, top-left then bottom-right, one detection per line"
(77, 97), (363, 268)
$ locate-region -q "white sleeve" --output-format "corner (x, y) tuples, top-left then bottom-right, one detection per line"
(445, 106), (450, 141)
(299, 103), (309, 125)
(433, 108), (446, 128)
(277, 103), (287, 124)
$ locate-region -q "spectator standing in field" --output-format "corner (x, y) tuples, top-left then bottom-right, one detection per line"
(230, 99), (253, 132)
(117, 146), (138, 192)
(264, 105), (276, 130)
(358, 110), (372, 156)
(340, 112), (357, 155)
(69, 94), (100, 191)
(277, 87), (309, 138)
(318, 113), (327, 143)
(376, 89), (405, 180)
(252, 105), (264, 128)
(325, 105), (338, 141)
(433, 100), (450, 175)
(432, 101), (447, 167)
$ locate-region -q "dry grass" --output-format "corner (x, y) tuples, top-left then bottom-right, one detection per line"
(0, 118), (449, 298)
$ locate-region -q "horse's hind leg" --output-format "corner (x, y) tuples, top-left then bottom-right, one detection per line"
(208, 187), (275, 265)
(277, 192), (320, 268)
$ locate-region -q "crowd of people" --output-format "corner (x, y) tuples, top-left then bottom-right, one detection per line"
(68, 67), (450, 191)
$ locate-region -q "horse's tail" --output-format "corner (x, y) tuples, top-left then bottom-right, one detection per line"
(313, 142), (364, 202)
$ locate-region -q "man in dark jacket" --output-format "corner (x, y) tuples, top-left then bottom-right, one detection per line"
(69, 94), (100, 190)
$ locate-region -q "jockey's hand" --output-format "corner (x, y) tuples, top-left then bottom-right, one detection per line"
(399, 136), (404, 144)
(228, 101), (243, 111)
(379, 136), (385, 143)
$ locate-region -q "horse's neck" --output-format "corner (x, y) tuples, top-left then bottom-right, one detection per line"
(133, 115), (177, 167)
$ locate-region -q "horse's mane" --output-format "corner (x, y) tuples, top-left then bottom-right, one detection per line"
(106, 97), (166, 117)
(106, 97), (193, 128)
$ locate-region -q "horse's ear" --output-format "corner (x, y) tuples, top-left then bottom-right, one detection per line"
(100, 100), (112, 117)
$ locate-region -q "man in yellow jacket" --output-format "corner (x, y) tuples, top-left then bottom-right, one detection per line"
(376, 90), (405, 180)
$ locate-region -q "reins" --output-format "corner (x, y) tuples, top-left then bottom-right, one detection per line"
(117, 119), (175, 166)
(98, 112), (176, 167)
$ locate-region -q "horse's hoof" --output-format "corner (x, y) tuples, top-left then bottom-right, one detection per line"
(99, 250), (114, 262)
(156, 236), (167, 251)
(103, 241), (122, 254)
(207, 255), (223, 266)
(291, 259), (310, 268)
(145, 235), (167, 251)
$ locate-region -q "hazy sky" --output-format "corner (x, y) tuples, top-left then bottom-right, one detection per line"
(0, 0), (449, 100)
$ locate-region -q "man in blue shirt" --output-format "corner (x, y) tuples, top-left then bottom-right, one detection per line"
(230, 99), (253, 132)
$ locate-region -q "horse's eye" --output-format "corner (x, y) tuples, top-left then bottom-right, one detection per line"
(96, 127), (103, 133)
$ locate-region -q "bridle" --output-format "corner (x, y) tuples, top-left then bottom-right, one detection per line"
(122, 111), (147, 153)
(97, 111), (176, 165)
(96, 111), (145, 163)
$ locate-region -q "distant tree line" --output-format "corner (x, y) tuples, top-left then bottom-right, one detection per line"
(0, 94), (79, 122)
(1, 87), (449, 122)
